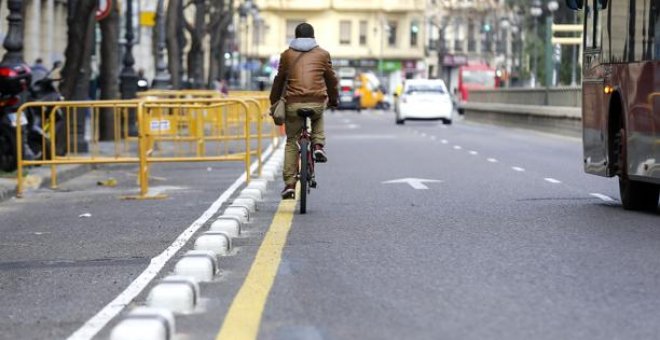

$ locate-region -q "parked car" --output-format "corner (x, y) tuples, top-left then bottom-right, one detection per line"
(395, 79), (452, 125)
(336, 78), (361, 111)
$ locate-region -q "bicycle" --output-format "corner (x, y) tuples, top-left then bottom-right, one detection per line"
(296, 108), (318, 214)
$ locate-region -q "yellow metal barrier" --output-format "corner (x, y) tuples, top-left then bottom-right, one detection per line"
(15, 98), (269, 199)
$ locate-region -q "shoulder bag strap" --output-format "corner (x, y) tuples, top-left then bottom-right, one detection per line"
(279, 50), (308, 99)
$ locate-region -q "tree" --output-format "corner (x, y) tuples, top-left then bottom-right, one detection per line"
(166, 0), (186, 89)
(184, 0), (207, 89)
(60, 0), (96, 151)
(208, 0), (234, 87)
(99, 0), (120, 140)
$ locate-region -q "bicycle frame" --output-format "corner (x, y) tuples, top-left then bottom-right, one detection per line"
(297, 116), (316, 214)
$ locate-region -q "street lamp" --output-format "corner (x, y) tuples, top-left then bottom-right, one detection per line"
(545, 0), (559, 88)
(530, 0), (542, 88)
(120, 0), (138, 135)
(0, 0), (25, 67)
(152, 0), (171, 89)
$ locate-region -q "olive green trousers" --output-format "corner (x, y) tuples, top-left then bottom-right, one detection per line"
(283, 102), (326, 186)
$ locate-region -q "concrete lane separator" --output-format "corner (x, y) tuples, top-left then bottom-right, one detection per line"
(210, 218), (241, 238)
(224, 205), (251, 223)
(174, 250), (219, 282)
(146, 276), (200, 314)
(194, 232), (233, 257)
(66, 143), (279, 340)
(215, 189), (298, 340)
(109, 307), (175, 340)
(233, 197), (258, 213)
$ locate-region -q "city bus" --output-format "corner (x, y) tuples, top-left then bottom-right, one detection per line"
(457, 63), (498, 102)
(567, 0), (659, 210)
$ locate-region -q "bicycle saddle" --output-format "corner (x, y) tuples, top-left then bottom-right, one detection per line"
(296, 108), (315, 118)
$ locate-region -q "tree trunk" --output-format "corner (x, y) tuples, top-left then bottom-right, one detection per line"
(187, 0), (206, 89)
(60, 0), (96, 152)
(166, 0), (182, 89)
(99, 0), (119, 140)
(208, 0), (233, 87)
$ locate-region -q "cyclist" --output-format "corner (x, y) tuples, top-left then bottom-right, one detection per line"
(270, 23), (338, 199)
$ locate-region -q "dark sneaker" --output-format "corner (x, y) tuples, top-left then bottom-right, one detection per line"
(281, 185), (295, 199)
(313, 146), (328, 163)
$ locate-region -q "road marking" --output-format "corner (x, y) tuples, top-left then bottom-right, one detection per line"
(512, 166), (525, 172)
(469, 151), (478, 155)
(421, 133), (427, 137)
(487, 158), (498, 163)
(216, 188), (298, 340)
(544, 178), (562, 184)
(66, 144), (278, 340)
(590, 193), (616, 203)
(347, 124), (360, 129)
(382, 178), (442, 190)
(453, 145), (462, 150)
(441, 139), (449, 144)
(430, 136), (437, 141)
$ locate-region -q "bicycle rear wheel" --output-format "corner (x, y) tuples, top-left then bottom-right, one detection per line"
(299, 140), (309, 214)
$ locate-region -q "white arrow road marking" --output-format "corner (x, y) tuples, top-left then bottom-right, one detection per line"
(512, 166), (525, 172)
(382, 178), (443, 190)
(590, 193), (616, 203)
(544, 178), (561, 184)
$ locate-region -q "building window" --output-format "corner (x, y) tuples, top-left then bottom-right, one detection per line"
(340, 20), (351, 45)
(387, 21), (398, 47)
(410, 20), (419, 47)
(286, 20), (305, 44)
(359, 20), (368, 46)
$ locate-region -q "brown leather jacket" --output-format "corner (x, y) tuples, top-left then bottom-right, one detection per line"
(269, 44), (338, 107)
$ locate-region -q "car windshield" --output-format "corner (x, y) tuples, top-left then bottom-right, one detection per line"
(462, 70), (496, 87)
(406, 85), (445, 94)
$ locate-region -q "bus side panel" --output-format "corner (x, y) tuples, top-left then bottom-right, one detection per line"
(583, 56), (609, 176)
(624, 62), (660, 184)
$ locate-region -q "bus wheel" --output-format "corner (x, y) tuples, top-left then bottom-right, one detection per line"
(619, 177), (659, 211)
(617, 128), (660, 211)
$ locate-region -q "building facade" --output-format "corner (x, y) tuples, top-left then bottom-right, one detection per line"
(425, 0), (522, 89)
(245, 0), (426, 90)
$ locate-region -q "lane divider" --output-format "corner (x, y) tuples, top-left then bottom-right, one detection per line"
(66, 143), (279, 340)
(215, 188), (298, 340)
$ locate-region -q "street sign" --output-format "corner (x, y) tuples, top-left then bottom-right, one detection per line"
(96, 0), (112, 21)
(382, 178), (442, 190)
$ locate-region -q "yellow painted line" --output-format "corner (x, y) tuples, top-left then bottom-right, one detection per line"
(216, 189), (298, 340)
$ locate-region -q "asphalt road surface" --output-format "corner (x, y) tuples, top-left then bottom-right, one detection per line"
(1, 110), (658, 340)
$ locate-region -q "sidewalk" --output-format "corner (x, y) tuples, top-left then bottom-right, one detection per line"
(0, 163), (92, 203)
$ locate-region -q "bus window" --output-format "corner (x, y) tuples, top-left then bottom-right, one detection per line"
(603, 0), (628, 62)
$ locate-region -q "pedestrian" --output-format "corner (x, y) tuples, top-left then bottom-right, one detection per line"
(218, 78), (229, 97)
(51, 60), (63, 80)
(269, 22), (338, 199)
(30, 58), (49, 85)
(137, 68), (149, 92)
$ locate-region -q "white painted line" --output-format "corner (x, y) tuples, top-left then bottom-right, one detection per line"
(66, 144), (278, 340)
(544, 178), (562, 184)
(469, 151), (478, 155)
(347, 124), (360, 129)
(512, 166), (525, 172)
(487, 158), (498, 163)
(453, 145), (462, 150)
(590, 193), (616, 203)
(421, 133), (427, 137)
(430, 136), (437, 141)
(441, 139), (449, 144)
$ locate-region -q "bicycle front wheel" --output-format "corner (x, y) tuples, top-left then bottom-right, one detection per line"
(299, 140), (309, 214)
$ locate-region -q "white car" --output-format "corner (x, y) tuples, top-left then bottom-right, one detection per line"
(395, 79), (453, 125)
